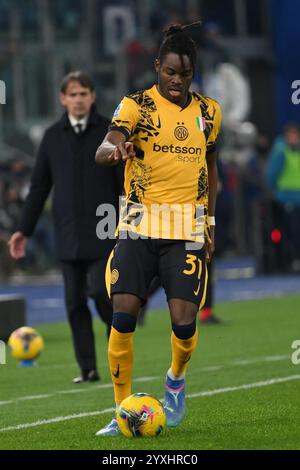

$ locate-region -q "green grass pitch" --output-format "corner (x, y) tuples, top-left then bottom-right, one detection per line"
(0, 294), (300, 450)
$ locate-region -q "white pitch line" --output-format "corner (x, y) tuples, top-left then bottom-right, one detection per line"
(22, 394), (52, 400)
(135, 376), (160, 382)
(59, 383), (113, 395)
(0, 374), (299, 433)
(264, 355), (290, 362)
(231, 355), (290, 366)
(0, 408), (115, 433)
(11, 353), (291, 373)
(0, 375), (160, 406)
(198, 366), (223, 372)
(0, 354), (291, 407)
(192, 354), (290, 374)
(187, 374), (300, 398)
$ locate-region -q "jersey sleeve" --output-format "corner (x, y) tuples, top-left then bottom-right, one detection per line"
(207, 100), (222, 153)
(108, 96), (140, 140)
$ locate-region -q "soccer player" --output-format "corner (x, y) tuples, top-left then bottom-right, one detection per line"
(95, 22), (221, 436)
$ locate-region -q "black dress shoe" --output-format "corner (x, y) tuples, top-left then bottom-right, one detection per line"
(72, 370), (100, 384)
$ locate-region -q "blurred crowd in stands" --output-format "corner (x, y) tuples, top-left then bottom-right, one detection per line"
(0, 152), (55, 279)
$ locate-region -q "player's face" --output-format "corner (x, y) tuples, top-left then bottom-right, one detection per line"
(60, 81), (96, 119)
(155, 52), (193, 107)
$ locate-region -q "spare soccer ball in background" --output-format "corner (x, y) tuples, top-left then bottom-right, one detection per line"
(117, 393), (166, 437)
(8, 327), (44, 365)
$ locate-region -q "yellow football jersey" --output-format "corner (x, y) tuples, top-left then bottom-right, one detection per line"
(110, 85), (221, 241)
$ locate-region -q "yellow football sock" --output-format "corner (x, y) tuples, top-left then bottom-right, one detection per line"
(108, 326), (134, 405)
(170, 328), (199, 378)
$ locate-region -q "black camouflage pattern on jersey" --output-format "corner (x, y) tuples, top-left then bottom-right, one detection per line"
(193, 92), (217, 151)
(196, 166), (208, 202)
(126, 90), (160, 142)
(128, 159), (152, 204)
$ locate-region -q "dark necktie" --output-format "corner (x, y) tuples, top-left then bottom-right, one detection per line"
(75, 123), (83, 135)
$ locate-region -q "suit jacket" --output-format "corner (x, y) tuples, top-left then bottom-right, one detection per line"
(18, 108), (123, 260)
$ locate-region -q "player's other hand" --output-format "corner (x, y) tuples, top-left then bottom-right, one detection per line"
(8, 231), (27, 259)
(108, 142), (136, 164)
(205, 226), (215, 263)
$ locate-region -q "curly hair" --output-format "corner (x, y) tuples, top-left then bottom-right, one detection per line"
(158, 21), (202, 73)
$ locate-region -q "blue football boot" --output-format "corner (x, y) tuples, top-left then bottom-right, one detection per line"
(95, 417), (120, 437)
(163, 374), (186, 427)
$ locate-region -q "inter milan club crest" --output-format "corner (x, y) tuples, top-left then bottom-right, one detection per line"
(196, 116), (206, 131)
(174, 123), (189, 141)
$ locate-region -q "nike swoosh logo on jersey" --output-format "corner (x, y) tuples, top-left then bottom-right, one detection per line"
(194, 281), (201, 296)
(113, 364), (120, 378)
(156, 115), (161, 128)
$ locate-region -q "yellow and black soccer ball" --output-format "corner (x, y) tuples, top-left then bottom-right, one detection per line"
(117, 393), (166, 437)
(8, 326), (44, 361)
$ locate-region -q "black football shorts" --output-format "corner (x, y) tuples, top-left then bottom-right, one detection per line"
(106, 235), (208, 308)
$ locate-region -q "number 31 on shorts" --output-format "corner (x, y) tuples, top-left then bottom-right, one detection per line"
(183, 254), (202, 277)
(183, 254), (203, 297)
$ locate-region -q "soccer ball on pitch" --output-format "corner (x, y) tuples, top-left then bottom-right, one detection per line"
(117, 393), (166, 438)
(8, 326), (44, 362)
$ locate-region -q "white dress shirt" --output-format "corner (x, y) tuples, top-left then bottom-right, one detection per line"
(68, 114), (89, 133)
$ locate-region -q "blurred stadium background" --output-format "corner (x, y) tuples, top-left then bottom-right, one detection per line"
(0, 0), (299, 326)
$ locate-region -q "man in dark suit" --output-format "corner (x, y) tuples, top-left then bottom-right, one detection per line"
(8, 71), (123, 383)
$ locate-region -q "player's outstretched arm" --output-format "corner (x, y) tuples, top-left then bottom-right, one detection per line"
(95, 130), (135, 166)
